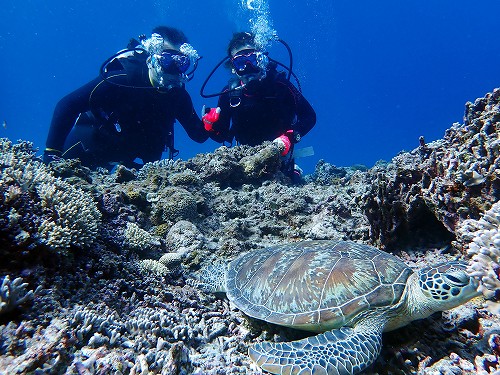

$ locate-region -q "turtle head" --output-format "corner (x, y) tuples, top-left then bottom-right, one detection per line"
(193, 263), (228, 294)
(417, 261), (480, 310)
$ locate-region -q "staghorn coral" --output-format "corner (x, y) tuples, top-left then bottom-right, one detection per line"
(458, 201), (500, 298)
(62, 298), (246, 374)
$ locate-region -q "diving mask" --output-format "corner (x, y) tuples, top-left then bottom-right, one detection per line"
(231, 49), (269, 76)
(153, 49), (191, 74)
(142, 33), (200, 88)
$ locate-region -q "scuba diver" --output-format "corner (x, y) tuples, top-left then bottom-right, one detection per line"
(200, 31), (316, 182)
(43, 26), (208, 169)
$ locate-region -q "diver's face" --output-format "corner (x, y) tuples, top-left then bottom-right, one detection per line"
(230, 44), (264, 77)
(147, 39), (184, 89)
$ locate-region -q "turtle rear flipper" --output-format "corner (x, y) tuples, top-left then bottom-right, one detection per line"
(249, 324), (383, 375)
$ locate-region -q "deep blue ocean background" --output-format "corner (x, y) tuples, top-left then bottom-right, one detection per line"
(1, 0), (499, 174)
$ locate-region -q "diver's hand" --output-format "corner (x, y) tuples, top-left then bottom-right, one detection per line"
(202, 106), (221, 132)
(42, 148), (62, 164)
(273, 130), (300, 156)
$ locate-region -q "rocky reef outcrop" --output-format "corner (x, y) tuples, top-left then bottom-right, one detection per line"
(1, 89), (499, 374)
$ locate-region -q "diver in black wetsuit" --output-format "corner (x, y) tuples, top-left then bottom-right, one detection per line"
(201, 32), (316, 181)
(44, 26), (208, 169)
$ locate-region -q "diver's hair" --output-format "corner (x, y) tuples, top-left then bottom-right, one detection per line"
(152, 26), (189, 46)
(227, 32), (256, 56)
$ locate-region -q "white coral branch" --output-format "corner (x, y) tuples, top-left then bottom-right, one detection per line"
(0, 275), (35, 314)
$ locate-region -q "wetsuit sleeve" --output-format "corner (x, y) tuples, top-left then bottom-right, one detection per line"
(208, 89), (232, 144)
(288, 81), (316, 137)
(45, 77), (103, 152)
(174, 89), (209, 143)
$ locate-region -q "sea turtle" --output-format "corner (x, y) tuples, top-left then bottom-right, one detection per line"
(198, 240), (480, 375)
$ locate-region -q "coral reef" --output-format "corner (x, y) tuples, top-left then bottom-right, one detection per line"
(363, 89), (500, 249)
(1, 88), (500, 374)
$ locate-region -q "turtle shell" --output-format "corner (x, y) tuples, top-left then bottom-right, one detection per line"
(226, 240), (412, 332)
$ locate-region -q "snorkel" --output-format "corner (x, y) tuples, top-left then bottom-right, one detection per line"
(99, 33), (201, 90)
(200, 38), (301, 98)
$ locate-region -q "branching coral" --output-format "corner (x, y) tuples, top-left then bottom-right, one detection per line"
(0, 275), (36, 314)
(137, 252), (182, 277)
(123, 222), (161, 251)
(137, 159), (180, 185)
(458, 201), (500, 298)
(0, 138), (101, 251)
(36, 179), (101, 249)
(138, 259), (174, 277)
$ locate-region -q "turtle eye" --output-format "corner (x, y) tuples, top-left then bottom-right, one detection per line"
(444, 273), (467, 287)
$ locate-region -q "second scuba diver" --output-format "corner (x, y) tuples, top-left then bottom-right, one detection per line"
(44, 26), (208, 169)
(201, 32), (316, 182)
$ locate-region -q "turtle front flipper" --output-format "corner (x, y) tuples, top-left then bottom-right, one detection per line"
(249, 324), (383, 375)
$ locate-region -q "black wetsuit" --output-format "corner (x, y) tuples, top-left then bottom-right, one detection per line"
(209, 69), (316, 146)
(45, 51), (207, 169)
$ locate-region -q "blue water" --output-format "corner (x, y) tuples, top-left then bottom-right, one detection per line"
(1, 0), (499, 174)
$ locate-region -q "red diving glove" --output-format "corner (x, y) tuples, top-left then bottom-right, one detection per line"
(202, 106), (221, 132)
(273, 130), (300, 156)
